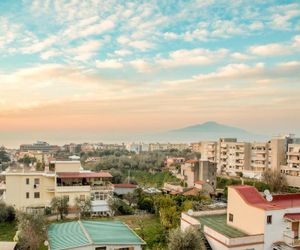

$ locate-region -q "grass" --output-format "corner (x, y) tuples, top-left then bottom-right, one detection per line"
(0, 221), (17, 241)
(197, 214), (247, 238)
(130, 170), (181, 188)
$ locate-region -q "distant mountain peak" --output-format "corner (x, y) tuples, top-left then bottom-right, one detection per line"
(170, 121), (249, 134)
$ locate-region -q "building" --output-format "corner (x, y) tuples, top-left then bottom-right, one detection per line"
(164, 157), (185, 168)
(219, 139), (251, 176)
(126, 143), (149, 153)
(282, 143), (300, 187)
(113, 183), (137, 195)
(181, 185), (300, 250)
(191, 141), (218, 162)
(180, 160), (217, 191)
(148, 143), (189, 151)
(1, 160), (113, 215)
(48, 220), (145, 250)
(20, 141), (59, 153)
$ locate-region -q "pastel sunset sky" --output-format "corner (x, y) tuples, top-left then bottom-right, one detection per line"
(0, 0), (300, 146)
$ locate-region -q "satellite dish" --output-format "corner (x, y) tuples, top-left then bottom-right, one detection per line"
(264, 190), (270, 196)
(266, 194), (273, 202)
(187, 209), (194, 216)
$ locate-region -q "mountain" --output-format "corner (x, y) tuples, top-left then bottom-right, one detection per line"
(142, 121), (268, 142)
(170, 121), (248, 134)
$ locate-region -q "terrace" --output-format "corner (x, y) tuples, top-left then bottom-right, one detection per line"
(196, 214), (247, 238)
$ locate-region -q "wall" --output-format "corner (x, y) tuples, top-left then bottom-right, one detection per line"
(54, 161), (81, 172)
(227, 187), (265, 235)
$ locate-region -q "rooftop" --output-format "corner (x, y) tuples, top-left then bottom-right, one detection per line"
(231, 185), (300, 210)
(197, 214), (247, 238)
(48, 220), (145, 250)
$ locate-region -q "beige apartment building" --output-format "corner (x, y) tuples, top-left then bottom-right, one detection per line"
(181, 185), (300, 249)
(191, 141), (218, 162)
(281, 143), (300, 187)
(1, 161), (113, 214)
(219, 140), (251, 175)
(148, 143), (189, 151)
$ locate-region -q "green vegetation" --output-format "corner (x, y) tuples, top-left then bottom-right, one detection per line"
(198, 214), (246, 238)
(168, 227), (202, 250)
(0, 221), (17, 241)
(130, 170), (181, 187)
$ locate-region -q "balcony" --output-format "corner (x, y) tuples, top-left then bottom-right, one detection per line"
(46, 186), (55, 192)
(91, 185), (114, 192)
(56, 185), (91, 193)
(288, 151), (300, 156)
(284, 231), (300, 247)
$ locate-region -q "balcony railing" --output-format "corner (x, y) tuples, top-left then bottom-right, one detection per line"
(284, 231), (300, 247)
(56, 186), (91, 192)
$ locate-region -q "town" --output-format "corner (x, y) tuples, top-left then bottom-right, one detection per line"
(1, 0), (299, 249)
(0, 133), (300, 249)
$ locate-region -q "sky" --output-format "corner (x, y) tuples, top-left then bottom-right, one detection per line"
(0, 0), (300, 147)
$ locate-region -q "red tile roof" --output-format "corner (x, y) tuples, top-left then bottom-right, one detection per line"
(231, 185), (300, 210)
(113, 183), (137, 188)
(57, 172), (112, 178)
(284, 213), (300, 221)
(186, 159), (198, 164)
(195, 180), (206, 185)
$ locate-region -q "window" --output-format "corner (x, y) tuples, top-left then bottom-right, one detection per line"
(26, 192), (29, 199)
(229, 213), (234, 222)
(26, 178), (29, 185)
(95, 247), (106, 250)
(34, 178), (40, 185)
(267, 215), (272, 224)
(34, 192), (40, 199)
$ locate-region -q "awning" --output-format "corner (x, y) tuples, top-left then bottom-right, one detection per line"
(284, 213), (300, 221)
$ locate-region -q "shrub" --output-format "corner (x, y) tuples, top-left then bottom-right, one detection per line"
(0, 202), (15, 222)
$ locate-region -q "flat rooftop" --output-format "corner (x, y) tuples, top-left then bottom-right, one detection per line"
(197, 214), (247, 238)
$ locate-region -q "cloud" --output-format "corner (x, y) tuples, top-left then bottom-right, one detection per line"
(156, 48), (228, 68)
(114, 49), (132, 56)
(249, 35), (300, 56)
(128, 40), (154, 51)
(21, 35), (58, 54)
(129, 59), (152, 72)
(96, 59), (123, 69)
(67, 40), (102, 61)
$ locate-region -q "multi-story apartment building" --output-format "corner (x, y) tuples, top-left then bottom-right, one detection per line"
(191, 141), (218, 162)
(126, 142), (149, 153)
(180, 160), (217, 190)
(1, 160), (113, 215)
(181, 185), (300, 250)
(219, 139), (251, 175)
(20, 141), (60, 153)
(149, 143), (189, 151)
(281, 144), (300, 187)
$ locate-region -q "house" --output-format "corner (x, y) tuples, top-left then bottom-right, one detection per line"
(180, 160), (217, 191)
(1, 160), (113, 215)
(47, 220), (146, 250)
(113, 183), (137, 195)
(181, 185), (300, 250)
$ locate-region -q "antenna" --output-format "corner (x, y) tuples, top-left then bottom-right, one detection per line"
(187, 209), (193, 216)
(266, 194), (273, 202)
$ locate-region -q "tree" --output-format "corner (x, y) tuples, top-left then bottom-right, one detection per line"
(0, 202), (15, 222)
(159, 206), (179, 230)
(262, 169), (287, 192)
(50, 196), (69, 220)
(16, 212), (47, 250)
(0, 150), (10, 163)
(124, 192), (138, 206)
(75, 197), (91, 218)
(168, 227), (202, 250)
(108, 197), (134, 215)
